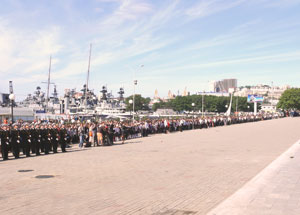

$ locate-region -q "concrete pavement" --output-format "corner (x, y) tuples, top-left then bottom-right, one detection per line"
(1, 117), (300, 215)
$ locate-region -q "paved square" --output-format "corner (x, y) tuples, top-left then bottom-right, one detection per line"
(1, 118), (300, 215)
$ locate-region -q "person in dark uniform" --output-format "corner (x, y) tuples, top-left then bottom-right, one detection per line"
(44, 125), (51, 154)
(33, 124), (41, 156)
(19, 124), (27, 156)
(0, 125), (10, 160)
(50, 124), (59, 153)
(29, 124), (36, 154)
(40, 125), (46, 153)
(59, 125), (67, 152)
(10, 124), (20, 159)
(20, 124), (31, 157)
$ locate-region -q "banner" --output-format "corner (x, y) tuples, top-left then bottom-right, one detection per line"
(247, 95), (264, 103)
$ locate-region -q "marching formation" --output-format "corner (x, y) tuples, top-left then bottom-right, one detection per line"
(1, 113), (283, 161)
(0, 123), (68, 160)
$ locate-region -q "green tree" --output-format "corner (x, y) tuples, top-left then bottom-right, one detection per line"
(125, 95), (150, 111)
(232, 96), (255, 112)
(277, 88), (300, 110)
(151, 95), (254, 113)
(152, 99), (171, 111)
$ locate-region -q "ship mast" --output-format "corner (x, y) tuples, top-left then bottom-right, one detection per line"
(46, 56), (52, 112)
(85, 44), (92, 112)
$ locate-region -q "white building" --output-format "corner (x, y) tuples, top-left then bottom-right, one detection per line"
(235, 84), (290, 105)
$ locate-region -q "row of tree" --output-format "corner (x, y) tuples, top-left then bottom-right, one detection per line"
(125, 94), (255, 113)
(151, 95), (255, 112)
(124, 88), (300, 113)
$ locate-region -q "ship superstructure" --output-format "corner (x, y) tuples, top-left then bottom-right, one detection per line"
(21, 86), (60, 114)
(62, 85), (130, 118)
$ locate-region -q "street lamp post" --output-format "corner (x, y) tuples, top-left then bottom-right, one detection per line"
(129, 99), (133, 120)
(9, 93), (15, 123)
(132, 80), (137, 121)
(131, 65), (143, 122)
(192, 103), (195, 129)
(202, 92), (204, 117)
(236, 97), (238, 113)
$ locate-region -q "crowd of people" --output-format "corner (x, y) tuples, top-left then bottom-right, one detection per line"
(0, 113), (284, 161)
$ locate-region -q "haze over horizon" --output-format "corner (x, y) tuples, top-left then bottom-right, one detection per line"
(0, 0), (300, 99)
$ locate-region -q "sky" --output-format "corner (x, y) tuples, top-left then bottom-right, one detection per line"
(0, 0), (300, 100)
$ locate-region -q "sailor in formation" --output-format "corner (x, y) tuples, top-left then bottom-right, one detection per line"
(0, 123), (67, 160)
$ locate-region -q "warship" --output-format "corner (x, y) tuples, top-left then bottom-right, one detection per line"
(62, 85), (131, 118)
(1, 45), (133, 121)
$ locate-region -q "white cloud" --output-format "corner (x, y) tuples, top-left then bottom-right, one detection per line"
(0, 18), (63, 95)
(0, 19), (62, 77)
(99, 0), (152, 26)
(256, 0), (300, 7)
(52, 0), (180, 82)
(149, 51), (300, 76)
(185, 0), (245, 18)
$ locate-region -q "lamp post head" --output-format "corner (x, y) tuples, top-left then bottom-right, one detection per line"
(129, 99), (133, 104)
(9, 94), (15, 101)
(134, 80), (137, 85)
(192, 103), (195, 107)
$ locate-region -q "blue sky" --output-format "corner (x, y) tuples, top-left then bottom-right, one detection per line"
(0, 0), (300, 99)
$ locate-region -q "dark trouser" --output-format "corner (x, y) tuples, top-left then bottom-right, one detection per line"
(60, 141), (66, 152)
(24, 140), (31, 157)
(40, 140), (45, 153)
(44, 140), (50, 154)
(31, 141), (36, 154)
(108, 134), (114, 145)
(49, 140), (53, 151)
(20, 141), (26, 155)
(1, 143), (9, 160)
(52, 140), (58, 153)
(35, 140), (41, 155)
(12, 142), (19, 158)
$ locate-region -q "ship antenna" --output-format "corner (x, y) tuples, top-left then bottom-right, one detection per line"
(85, 43), (92, 111)
(46, 56), (52, 112)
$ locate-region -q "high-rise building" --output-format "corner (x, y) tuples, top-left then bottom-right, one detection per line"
(212, 79), (237, 93)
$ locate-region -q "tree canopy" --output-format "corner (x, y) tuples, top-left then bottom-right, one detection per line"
(152, 95), (254, 113)
(277, 88), (300, 110)
(125, 95), (151, 111)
